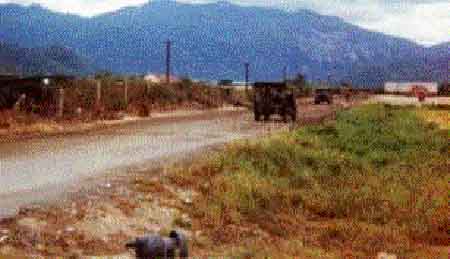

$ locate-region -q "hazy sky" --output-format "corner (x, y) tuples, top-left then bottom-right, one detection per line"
(0, 0), (448, 46)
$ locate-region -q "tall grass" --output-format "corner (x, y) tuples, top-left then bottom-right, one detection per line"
(171, 104), (449, 256)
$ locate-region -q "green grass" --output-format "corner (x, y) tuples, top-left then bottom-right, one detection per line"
(171, 104), (449, 257)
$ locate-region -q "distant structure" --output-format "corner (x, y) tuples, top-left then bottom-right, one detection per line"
(218, 80), (252, 90)
(384, 82), (438, 96)
(192, 79), (218, 86)
(0, 73), (18, 79)
(144, 73), (179, 84)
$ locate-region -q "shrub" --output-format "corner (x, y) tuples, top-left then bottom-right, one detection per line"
(17, 78), (233, 120)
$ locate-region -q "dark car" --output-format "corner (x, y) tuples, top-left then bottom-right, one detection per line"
(253, 82), (297, 122)
(314, 88), (333, 104)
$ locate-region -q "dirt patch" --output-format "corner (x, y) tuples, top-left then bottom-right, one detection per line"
(0, 170), (197, 257)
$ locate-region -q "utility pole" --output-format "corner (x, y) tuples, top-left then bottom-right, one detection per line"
(244, 63), (249, 94)
(245, 63), (250, 86)
(166, 40), (171, 84)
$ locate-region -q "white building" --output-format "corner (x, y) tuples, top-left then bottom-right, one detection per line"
(144, 74), (161, 83)
(144, 73), (179, 83)
(384, 82), (438, 95)
(219, 80), (252, 90)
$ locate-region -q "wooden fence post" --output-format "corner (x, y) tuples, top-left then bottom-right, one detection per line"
(57, 88), (64, 118)
(145, 80), (150, 97)
(96, 80), (102, 108)
(124, 79), (128, 108)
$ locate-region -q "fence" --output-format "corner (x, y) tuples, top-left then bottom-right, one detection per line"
(55, 78), (228, 119)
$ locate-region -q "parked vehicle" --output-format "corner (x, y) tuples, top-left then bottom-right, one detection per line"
(253, 82), (297, 122)
(314, 88), (333, 104)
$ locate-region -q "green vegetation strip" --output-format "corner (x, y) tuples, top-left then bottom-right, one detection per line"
(171, 104), (449, 257)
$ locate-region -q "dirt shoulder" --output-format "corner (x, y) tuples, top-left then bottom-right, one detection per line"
(0, 106), (247, 143)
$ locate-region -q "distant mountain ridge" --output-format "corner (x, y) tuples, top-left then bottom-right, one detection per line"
(0, 42), (94, 76)
(0, 1), (447, 86)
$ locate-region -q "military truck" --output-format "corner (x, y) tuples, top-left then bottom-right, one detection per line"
(314, 88), (333, 104)
(253, 82), (297, 122)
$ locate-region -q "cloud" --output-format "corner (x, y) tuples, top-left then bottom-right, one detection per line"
(0, 0), (148, 15)
(357, 2), (450, 46)
(294, 0), (450, 46)
(0, 0), (448, 45)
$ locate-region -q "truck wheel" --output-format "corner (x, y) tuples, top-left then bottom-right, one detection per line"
(254, 112), (261, 121)
(0, 94), (7, 109)
(281, 112), (288, 123)
(291, 111), (297, 122)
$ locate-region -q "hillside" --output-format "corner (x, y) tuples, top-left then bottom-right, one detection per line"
(0, 42), (94, 76)
(0, 1), (446, 85)
(347, 43), (448, 87)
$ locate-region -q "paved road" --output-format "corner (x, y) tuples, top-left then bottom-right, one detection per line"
(0, 110), (289, 218)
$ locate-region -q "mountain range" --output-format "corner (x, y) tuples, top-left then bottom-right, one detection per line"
(0, 42), (95, 75)
(0, 1), (447, 86)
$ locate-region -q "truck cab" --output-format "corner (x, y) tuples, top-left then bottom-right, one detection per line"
(253, 82), (297, 122)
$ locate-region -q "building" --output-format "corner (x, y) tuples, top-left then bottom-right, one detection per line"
(384, 82), (438, 96)
(218, 80), (252, 90)
(0, 73), (19, 81)
(144, 73), (179, 83)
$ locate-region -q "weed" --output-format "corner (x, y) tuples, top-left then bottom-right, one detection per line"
(172, 104), (449, 257)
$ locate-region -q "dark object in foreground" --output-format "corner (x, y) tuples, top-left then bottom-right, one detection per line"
(126, 230), (188, 259)
(253, 82), (297, 122)
(314, 88), (333, 105)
